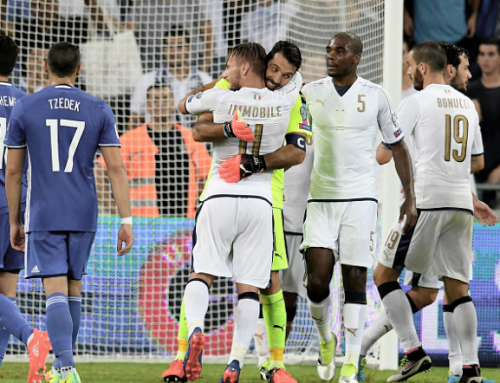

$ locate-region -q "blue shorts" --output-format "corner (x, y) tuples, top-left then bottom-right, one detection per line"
(0, 212), (24, 273)
(25, 231), (96, 279)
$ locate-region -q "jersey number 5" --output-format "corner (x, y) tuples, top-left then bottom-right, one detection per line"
(238, 124), (264, 155)
(46, 119), (86, 173)
(0, 117), (6, 169)
(444, 114), (468, 162)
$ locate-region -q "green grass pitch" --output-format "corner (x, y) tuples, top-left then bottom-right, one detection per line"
(1, 363), (500, 383)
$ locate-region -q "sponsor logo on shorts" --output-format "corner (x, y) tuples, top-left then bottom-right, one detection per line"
(31, 265), (40, 273)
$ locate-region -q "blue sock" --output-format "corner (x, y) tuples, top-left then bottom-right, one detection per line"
(45, 293), (74, 368)
(0, 297), (16, 366)
(0, 294), (33, 344)
(68, 296), (82, 349)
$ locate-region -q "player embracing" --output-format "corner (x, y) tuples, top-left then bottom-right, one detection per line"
(177, 42), (300, 383)
(300, 32), (417, 383)
(4, 42), (134, 383)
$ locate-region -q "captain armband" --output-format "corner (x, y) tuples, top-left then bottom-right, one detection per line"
(285, 133), (306, 152)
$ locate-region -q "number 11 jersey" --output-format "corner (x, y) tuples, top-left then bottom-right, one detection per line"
(4, 85), (121, 232)
(401, 84), (483, 212)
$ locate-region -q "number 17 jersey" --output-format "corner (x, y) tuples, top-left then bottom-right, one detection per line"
(4, 85), (121, 232)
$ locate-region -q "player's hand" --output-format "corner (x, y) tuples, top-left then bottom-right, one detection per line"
(117, 224), (134, 256)
(223, 109), (254, 142)
(399, 196), (417, 234)
(219, 154), (267, 183)
(473, 198), (498, 226)
(10, 222), (25, 253)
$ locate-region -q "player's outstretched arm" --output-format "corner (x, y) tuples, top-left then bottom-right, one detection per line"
(472, 192), (498, 226)
(100, 146), (134, 256)
(178, 80), (221, 114)
(5, 148), (26, 252)
(391, 139), (418, 234)
(263, 134), (307, 171)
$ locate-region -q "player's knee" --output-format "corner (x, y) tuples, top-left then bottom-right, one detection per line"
(422, 289), (439, 307)
(306, 276), (329, 303)
(373, 264), (399, 287)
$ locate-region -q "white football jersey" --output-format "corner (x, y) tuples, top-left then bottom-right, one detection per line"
(283, 137), (314, 233)
(402, 84), (483, 212)
(301, 76), (403, 200)
(185, 73), (301, 203)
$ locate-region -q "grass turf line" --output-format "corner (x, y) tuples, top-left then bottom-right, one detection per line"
(1, 363), (500, 382)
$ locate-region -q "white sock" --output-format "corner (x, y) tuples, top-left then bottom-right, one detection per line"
(229, 298), (259, 366)
(184, 281), (209, 336)
(361, 310), (393, 355)
(308, 294), (332, 343)
(453, 301), (479, 366)
(254, 318), (270, 365)
(444, 311), (462, 375)
(382, 289), (420, 352)
(60, 366), (75, 380)
(344, 303), (367, 368)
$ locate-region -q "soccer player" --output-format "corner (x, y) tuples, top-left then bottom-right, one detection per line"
(177, 42), (300, 383)
(379, 40), (485, 383)
(164, 41), (309, 383)
(0, 33), (52, 383)
(363, 42), (497, 383)
(300, 32), (417, 383)
(4, 42), (134, 383)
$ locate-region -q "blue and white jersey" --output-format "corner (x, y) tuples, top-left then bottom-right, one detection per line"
(0, 81), (27, 214)
(4, 85), (120, 232)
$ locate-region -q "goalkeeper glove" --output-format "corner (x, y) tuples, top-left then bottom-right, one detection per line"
(218, 154), (267, 183)
(223, 109), (254, 142)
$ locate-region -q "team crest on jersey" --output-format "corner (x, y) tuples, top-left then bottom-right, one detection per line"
(300, 105), (307, 121)
(334, 109), (345, 124)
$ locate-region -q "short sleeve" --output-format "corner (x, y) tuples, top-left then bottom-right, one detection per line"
(285, 93), (312, 139)
(275, 71), (302, 107)
(4, 101), (27, 148)
(98, 102), (121, 147)
(378, 87), (404, 145)
(184, 88), (228, 114)
(471, 114), (483, 156)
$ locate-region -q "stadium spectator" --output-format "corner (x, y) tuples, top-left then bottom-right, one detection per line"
(20, 47), (48, 94)
(240, 0), (297, 53)
(97, 83), (211, 218)
(467, 37), (500, 208)
(204, 0), (228, 77)
(0, 0), (106, 71)
(126, 0), (213, 71)
(128, 25), (213, 129)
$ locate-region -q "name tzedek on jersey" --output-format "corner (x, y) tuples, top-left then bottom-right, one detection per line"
(0, 96), (17, 107)
(48, 98), (81, 111)
(227, 104), (283, 118)
(437, 97), (471, 109)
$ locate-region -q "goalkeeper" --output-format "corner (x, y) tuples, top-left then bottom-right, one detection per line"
(162, 41), (311, 383)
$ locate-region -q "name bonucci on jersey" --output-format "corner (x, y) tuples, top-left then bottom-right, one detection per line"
(185, 72), (301, 203)
(283, 138), (314, 233)
(301, 76), (403, 201)
(401, 84), (483, 212)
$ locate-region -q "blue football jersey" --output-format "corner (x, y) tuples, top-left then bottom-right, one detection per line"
(4, 85), (120, 232)
(0, 81), (27, 214)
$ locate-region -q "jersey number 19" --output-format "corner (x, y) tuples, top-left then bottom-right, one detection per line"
(444, 114), (468, 163)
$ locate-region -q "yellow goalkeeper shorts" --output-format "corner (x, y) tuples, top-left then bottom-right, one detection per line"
(272, 207), (288, 271)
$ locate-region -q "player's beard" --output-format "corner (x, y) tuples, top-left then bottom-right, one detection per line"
(450, 75), (467, 94)
(412, 69), (424, 91)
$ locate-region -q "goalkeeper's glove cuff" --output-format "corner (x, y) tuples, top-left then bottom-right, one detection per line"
(223, 121), (236, 138)
(248, 155), (267, 173)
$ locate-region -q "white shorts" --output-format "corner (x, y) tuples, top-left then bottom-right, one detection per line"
(191, 197), (274, 289)
(300, 200), (377, 268)
(405, 210), (473, 284)
(379, 216), (442, 289)
(280, 234), (307, 298)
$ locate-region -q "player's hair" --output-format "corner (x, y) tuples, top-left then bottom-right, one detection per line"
(403, 34), (414, 52)
(332, 31), (363, 54)
(227, 42), (267, 78)
(146, 82), (173, 97)
(0, 34), (20, 77)
(267, 41), (302, 71)
(440, 42), (470, 70)
(411, 40), (447, 73)
(47, 42), (80, 77)
(164, 25), (190, 45)
(479, 37), (500, 54)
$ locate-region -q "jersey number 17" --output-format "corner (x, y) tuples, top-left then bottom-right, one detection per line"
(47, 119), (86, 173)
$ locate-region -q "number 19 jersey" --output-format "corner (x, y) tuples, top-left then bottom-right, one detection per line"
(402, 84), (483, 212)
(4, 85), (121, 232)
(185, 74), (300, 204)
